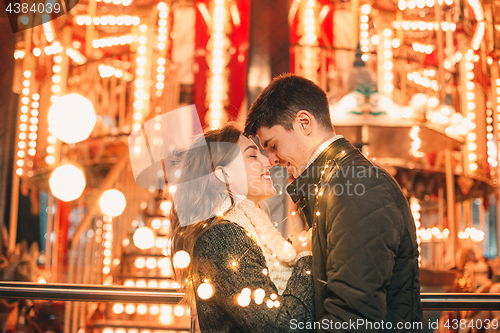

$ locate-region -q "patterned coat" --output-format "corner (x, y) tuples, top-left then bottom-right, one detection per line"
(287, 138), (423, 332)
(192, 221), (315, 332)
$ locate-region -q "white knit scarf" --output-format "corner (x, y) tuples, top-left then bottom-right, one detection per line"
(223, 199), (296, 294)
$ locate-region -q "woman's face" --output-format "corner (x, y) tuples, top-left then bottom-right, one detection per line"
(233, 135), (276, 204)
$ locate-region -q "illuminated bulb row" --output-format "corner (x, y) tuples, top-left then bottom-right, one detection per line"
(418, 227), (450, 242)
(467, 0), (485, 51)
(98, 65), (132, 80)
(486, 106), (497, 167)
(66, 48), (86, 64)
(16, 70), (32, 176)
(43, 41), (63, 56)
(463, 49), (477, 173)
(471, 22), (485, 51)
(407, 71), (440, 91)
(410, 126), (424, 158)
(412, 42), (433, 54)
(426, 108), (452, 126)
(444, 52), (461, 69)
(75, 15), (140, 26)
(379, 29), (394, 95)
(123, 278), (177, 288)
(398, 0), (452, 10)
(102, 216), (113, 275)
(132, 24), (149, 132)
(95, 0), (132, 6)
(156, 2), (169, 98)
(111, 303), (187, 318)
(27, 93), (40, 158)
(359, 4), (371, 55)
(102, 328), (150, 333)
(301, 0), (319, 45)
(95, 219), (103, 244)
(150, 217), (170, 230)
(458, 227), (484, 242)
(43, 22), (54, 43)
(395, 21), (456, 32)
(134, 256), (171, 270)
(495, 78), (500, 167)
(92, 35), (135, 49)
(205, 0), (230, 129)
(45, 48), (64, 166)
(297, 0), (320, 82)
(444, 115), (472, 136)
(410, 198), (421, 265)
(14, 50), (25, 59)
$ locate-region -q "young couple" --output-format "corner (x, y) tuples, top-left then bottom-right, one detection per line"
(171, 74), (423, 332)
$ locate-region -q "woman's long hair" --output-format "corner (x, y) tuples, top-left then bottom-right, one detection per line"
(170, 125), (242, 303)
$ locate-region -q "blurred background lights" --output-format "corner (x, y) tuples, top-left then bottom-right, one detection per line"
(134, 257), (145, 269)
(112, 303), (124, 314)
(133, 227), (155, 250)
(49, 164), (86, 201)
(173, 250), (190, 269)
(47, 94), (96, 144)
(197, 282), (213, 299)
(99, 189), (126, 217)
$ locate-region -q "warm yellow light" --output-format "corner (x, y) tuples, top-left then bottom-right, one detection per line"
(134, 257), (145, 269)
(173, 305), (185, 316)
(137, 304), (147, 315)
(173, 250), (191, 269)
(125, 304), (135, 314)
(197, 283), (213, 299)
(146, 257), (157, 269)
(133, 227), (155, 250)
(48, 94), (96, 144)
(49, 164), (86, 202)
(149, 305), (159, 315)
(237, 293), (251, 307)
(99, 189), (126, 217)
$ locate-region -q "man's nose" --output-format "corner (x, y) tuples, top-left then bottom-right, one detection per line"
(268, 152), (279, 166)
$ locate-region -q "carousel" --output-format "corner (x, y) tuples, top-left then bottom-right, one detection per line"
(1, 0), (500, 331)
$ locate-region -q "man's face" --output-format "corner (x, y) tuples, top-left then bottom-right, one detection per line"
(256, 123), (310, 179)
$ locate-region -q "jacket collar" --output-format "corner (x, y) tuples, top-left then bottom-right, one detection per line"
(286, 138), (356, 203)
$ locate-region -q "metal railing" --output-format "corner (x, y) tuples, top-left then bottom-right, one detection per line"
(0, 282), (498, 311)
(1, 282), (500, 333)
(0, 282), (184, 303)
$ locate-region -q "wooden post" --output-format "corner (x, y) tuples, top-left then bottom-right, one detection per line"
(0, 10), (16, 258)
(445, 149), (457, 267)
(438, 187), (445, 269)
(9, 28), (33, 252)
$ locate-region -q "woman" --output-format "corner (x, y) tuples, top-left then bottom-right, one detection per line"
(170, 125), (314, 332)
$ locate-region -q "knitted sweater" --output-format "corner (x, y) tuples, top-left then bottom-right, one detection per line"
(223, 199), (298, 294)
(192, 220), (315, 333)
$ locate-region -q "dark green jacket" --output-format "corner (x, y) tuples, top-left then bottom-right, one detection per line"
(192, 221), (315, 332)
(287, 138), (423, 332)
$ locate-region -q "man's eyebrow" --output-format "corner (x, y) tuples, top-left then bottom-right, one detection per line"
(262, 138), (273, 149)
(244, 145), (258, 152)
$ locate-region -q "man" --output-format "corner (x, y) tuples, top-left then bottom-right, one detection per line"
(244, 74), (423, 332)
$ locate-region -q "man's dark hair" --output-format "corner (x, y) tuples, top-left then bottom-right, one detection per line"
(244, 73), (334, 136)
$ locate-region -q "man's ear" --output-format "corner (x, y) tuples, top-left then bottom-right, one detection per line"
(214, 166), (232, 184)
(296, 110), (313, 135)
